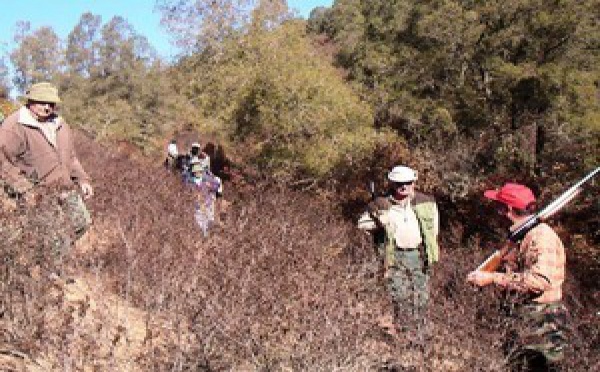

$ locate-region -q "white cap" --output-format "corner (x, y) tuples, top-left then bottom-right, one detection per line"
(191, 142), (201, 148)
(387, 166), (417, 183)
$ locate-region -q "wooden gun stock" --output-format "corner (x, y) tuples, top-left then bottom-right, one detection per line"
(476, 242), (513, 273)
(476, 251), (503, 273)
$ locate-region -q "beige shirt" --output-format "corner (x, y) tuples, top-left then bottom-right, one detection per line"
(358, 196), (439, 249)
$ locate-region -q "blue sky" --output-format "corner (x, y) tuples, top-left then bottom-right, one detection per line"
(0, 0), (333, 60)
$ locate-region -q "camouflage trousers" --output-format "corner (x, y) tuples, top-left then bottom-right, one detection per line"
(4, 190), (91, 259)
(517, 302), (568, 364)
(61, 190), (92, 241)
(386, 249), (429, 330)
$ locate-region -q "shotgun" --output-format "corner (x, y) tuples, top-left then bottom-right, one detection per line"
(476, 166), (600, 273)
(366, 180), (384, 229)
(369, 181), (376, 201)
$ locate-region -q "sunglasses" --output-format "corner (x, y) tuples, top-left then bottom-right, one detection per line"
(392, 181), (414, 187)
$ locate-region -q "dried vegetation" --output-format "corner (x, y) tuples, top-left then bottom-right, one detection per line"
(1, 132), (598, 371)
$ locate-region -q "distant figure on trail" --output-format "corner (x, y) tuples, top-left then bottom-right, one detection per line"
(164, 140), (202, 177)
(190, 142), (201, 157)
(190, 142), (210, 170)
(187, 156), (222, 237)
(164, 139), (179, 170)
(0, 82), (93, 256)
(180, 142), (208, 181)
(164, 138), (224, 235)
(358, 165), (440, 340)
(467, 183), (567, 372)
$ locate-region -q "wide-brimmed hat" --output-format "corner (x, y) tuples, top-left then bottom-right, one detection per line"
(24, 82), (61, 103)
(388, 165), (417, 183)
(484, 183), (535, 210)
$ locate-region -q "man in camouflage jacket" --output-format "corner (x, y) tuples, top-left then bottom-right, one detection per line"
(468, 183), (568, 371)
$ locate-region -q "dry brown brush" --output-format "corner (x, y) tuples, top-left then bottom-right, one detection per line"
(1, 132), (597, 371)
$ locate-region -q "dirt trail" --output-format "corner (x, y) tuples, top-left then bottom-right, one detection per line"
(2, 226), (193, 372)
(55, 272), (150, 371)
(1, 277), (151, 372)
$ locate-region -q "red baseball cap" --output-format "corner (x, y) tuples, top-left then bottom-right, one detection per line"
(484, 183), (536, 210)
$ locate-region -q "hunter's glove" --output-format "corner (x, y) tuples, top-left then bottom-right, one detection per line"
(367, 197), (392, 216)
(366, 197), (392, 227)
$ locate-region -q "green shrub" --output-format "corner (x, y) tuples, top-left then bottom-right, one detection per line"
(176, 20), (398, 183)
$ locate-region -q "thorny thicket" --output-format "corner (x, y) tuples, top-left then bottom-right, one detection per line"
(1, 132), (598, 371)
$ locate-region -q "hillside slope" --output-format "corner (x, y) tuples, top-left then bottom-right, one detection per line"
(1, 132), (598, 371)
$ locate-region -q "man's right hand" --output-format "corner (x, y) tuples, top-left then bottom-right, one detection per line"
(467, 271), (496, 287)
(20, 191), (37, 207)
(80, 182), (94, 199)
(383, 266), (391, 280)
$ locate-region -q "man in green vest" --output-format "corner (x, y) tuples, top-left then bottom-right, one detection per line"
(358, 165), (440, 338)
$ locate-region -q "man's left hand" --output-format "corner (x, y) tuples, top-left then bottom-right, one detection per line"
(80, 182), (94, 199)
(466, 271), (495, 287)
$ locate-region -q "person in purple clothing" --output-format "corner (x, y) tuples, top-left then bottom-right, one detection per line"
(188, 157), (221, 236)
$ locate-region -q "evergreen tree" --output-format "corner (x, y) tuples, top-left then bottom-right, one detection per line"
(156, 0), (255, 54)
(10, 22), (64, 93)
(66, 12), (102, 77)
(311, 0), (599, 192)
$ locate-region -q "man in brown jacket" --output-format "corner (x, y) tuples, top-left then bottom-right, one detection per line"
(0, 82), (93, 250)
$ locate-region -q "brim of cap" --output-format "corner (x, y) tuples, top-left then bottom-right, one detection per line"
(24, 95), (61, 103)
(483, 189), (499, 201)
(388, 173), (416, 182)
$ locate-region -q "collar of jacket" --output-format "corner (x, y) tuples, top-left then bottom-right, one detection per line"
(17, 106), (63, 130)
